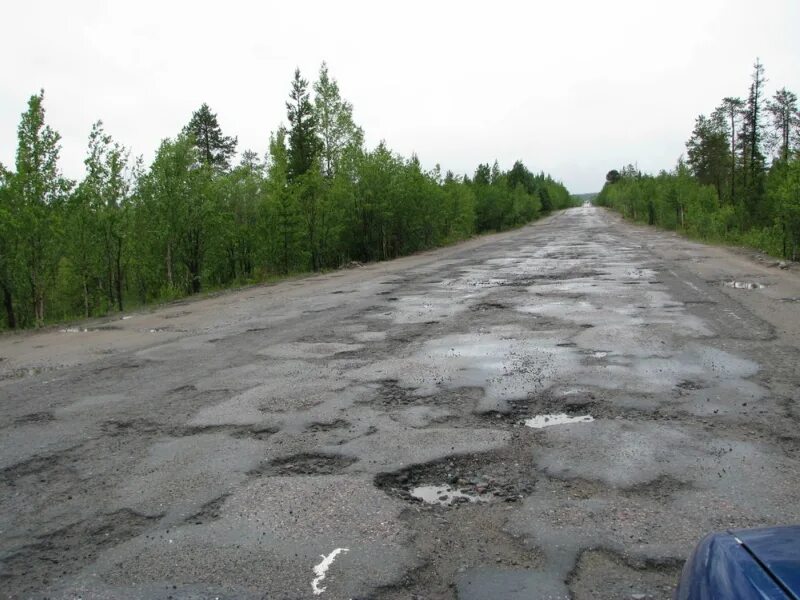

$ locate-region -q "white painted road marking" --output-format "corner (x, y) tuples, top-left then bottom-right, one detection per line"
(312, 548), (349, 595)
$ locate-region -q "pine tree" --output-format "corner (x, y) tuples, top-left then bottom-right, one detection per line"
(767, 88), (799, 161)
(741, 60), (767, 195)
(185, 103), (238, 171)
(286, 69), (321, 181)
(716, 97), (744, 203)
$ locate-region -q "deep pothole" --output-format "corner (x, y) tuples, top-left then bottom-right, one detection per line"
(375, 449), (535, 507)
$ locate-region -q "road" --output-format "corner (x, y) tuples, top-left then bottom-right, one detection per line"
(1, 206), (799, 599)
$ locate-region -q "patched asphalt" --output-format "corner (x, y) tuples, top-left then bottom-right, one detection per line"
(2, 206), (799, 599)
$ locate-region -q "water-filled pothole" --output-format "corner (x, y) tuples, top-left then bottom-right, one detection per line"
(524, 413), (595, 428)
(375, 451), (535, 506)
(409, 484), (487, 506)
(723, 281), (765, 290)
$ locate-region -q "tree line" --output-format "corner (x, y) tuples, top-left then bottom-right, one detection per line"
(597, 59), (800, 260)
(0, 64), (573, 329)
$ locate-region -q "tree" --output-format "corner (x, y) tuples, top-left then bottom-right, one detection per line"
(767, 88), (799, 161)
(0, 163), (18, 328)
(0, 77), (575, 329)
(606, 169), (621, 184)
(686, 113), (730, 202)
(716, 97), (745, 203)
(184, 103), (237, 171)
(286, 69), (321, 181)
(313, 63), (364, 178)
(70, 121), (134, 314)
(211, 150), (264, 283)
(10, 91), (71, 326)
(139, 134), (210, 294)
(266, 128), (302, 274)
(740, 59), (767, 208)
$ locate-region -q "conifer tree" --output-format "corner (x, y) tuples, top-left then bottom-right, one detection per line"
(286, 69), (321, 181)
(185, 103), (238, 171)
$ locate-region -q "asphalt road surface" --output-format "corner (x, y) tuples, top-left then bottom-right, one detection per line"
(2, 206), (799, 600)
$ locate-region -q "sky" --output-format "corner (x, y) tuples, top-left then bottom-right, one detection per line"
(1, 0), (799, 194)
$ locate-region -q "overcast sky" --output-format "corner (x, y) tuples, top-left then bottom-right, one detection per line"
(2, 0), (798, 193)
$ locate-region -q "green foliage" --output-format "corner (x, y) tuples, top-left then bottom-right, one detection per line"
(0, 68), (573, 330)
(184, 103), (238, 171)
(286, 69), (321, 182)
(598, 59), (800, 262)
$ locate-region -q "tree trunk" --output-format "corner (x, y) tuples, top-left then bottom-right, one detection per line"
(35, 292), (44, 327)
(115, 236), (124, 312)
(166, 243), (174, 288)
(83, 276), (90, 318)
(1, 281), (16, 329)
(729, 113), (736, 203)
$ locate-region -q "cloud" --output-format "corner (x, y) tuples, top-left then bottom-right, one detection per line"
(1, 0), (798, 193)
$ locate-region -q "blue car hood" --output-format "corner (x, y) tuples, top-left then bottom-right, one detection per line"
(733, 526), (800, 598)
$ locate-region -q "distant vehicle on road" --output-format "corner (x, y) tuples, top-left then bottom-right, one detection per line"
(675, 526), (800, 599)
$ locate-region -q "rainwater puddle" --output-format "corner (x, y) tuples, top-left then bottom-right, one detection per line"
(410, 484), (485, 506)
(525, 413), (594, 429)
(723, 281), (764, 290)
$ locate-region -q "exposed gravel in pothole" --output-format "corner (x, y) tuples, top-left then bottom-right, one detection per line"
(375, 446), (535, 506)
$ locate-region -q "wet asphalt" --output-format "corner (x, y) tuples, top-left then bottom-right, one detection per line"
(1, 206), (799, 599)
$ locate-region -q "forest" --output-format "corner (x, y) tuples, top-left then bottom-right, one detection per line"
(596, 60), (800, 262)
(0, 64), (572, 329)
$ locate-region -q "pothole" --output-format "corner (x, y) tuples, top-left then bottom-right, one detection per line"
(470, 302), (509, 312)
(14, 411), (55, 425)
(249, 452), (357, 476)
(675, 380), (706, 391)
(568, 548), (682, 600)
(306, 419), (351, 432)
(375, 451), (535, 507)
(101, 419), (278, 441)
(723, 281), (765, 290)
(362, 379), (418, 407)
(409, 484), (487, 506)
(185, 493), (231, 525)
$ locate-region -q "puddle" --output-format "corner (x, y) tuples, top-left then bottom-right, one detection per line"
(312, 547), (349, 595)
(525, 413), (594, 428)
(723, 281), (764, 290)
(410, 484), (486, 506)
